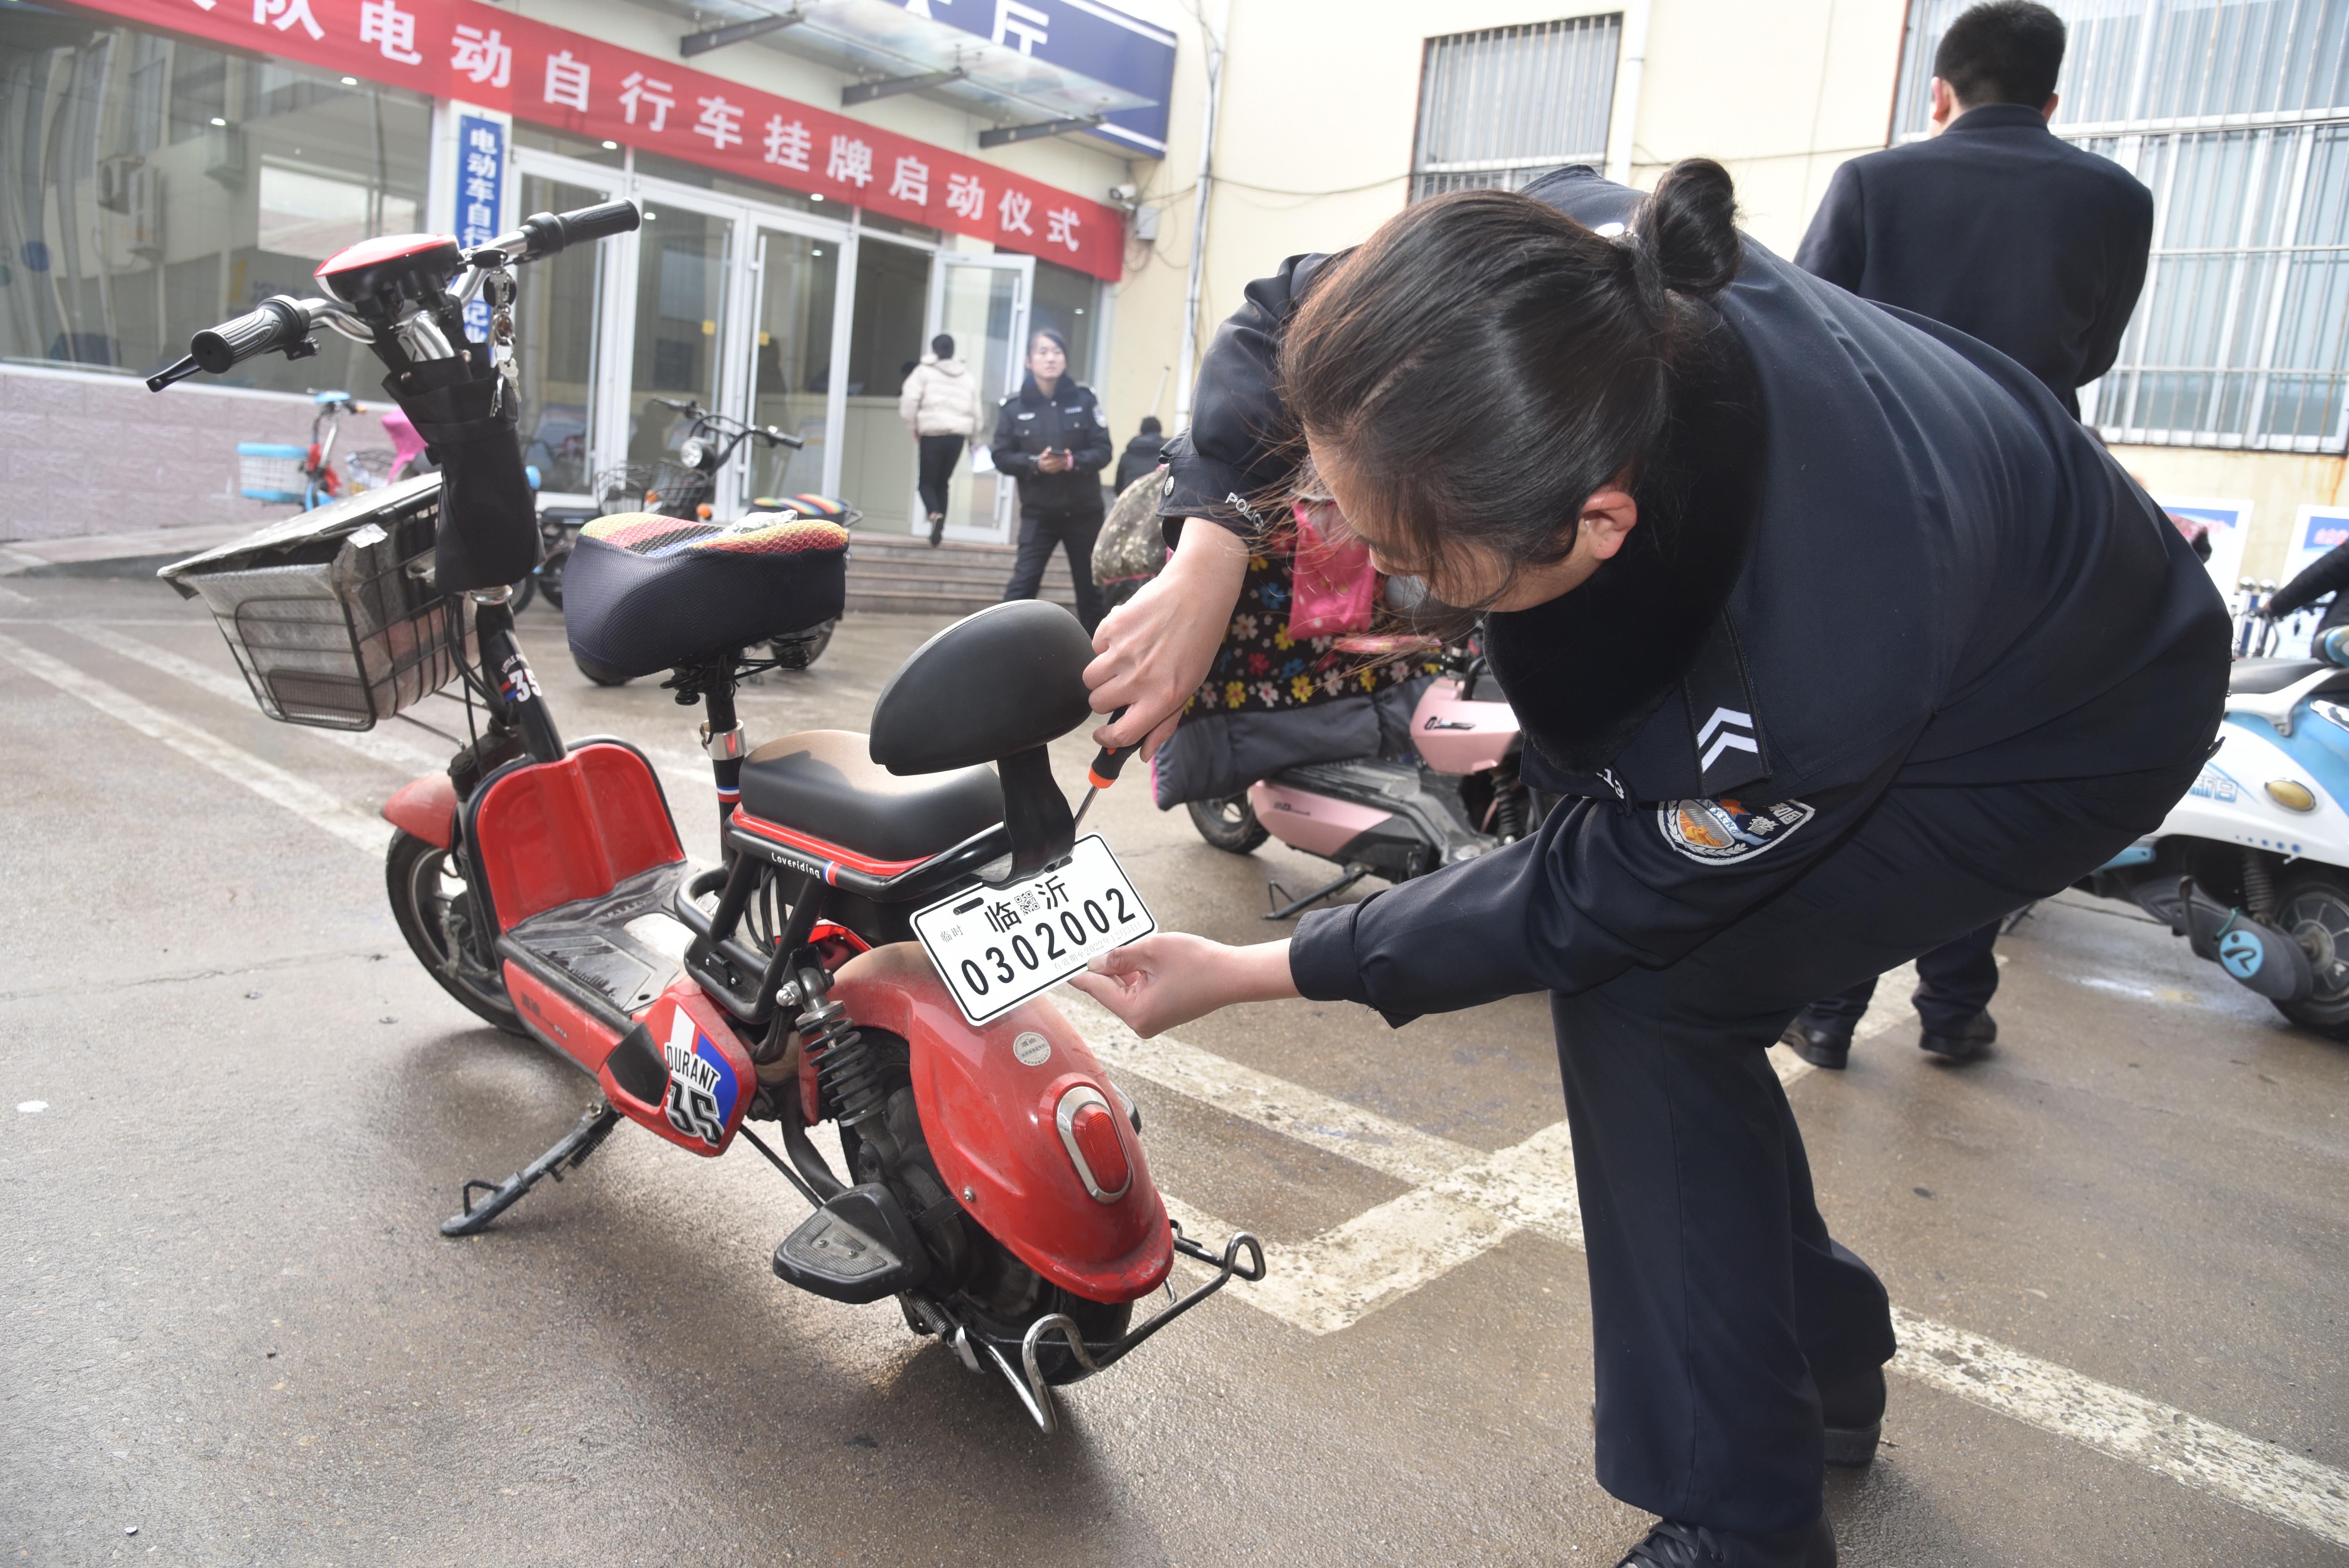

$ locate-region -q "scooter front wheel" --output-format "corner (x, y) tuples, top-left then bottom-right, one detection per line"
(2273, 873), (2349, 1039)
(386, 829), (526, 1036)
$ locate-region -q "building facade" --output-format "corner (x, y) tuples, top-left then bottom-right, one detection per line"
(2, 0), (1167, 542)
(6, 0), (2345, 582)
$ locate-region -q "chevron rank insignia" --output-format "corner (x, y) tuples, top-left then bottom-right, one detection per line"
(1658, 797), (1816, 864)
(1683, 614), (1769, 793)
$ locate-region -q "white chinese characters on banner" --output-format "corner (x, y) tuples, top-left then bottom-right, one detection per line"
(763, 116), (813, 172)
(695, 95), (744, 152)
(827, 135), (873, 188)
(544, 49), (590, 111)
(451, 24), (512, 89)
(946, 173), (986, 221)
(358, 0), (422, 64)
(255, 0), (324, 41)
(1044, 206), (1080, 252)
(619, 71), (676, 132)
(998, 188), (1034, 236)
(888, 155), (929, 206)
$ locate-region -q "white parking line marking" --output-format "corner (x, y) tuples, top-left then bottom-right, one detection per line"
(1891, 1309), (2349, 1547)
(22, 638), (2334, 1545)
(1098, 1011), (2349, 1548)
(62, 622), (452, 777)
(1057, 989), (1476, 1188)
(0, 633), (390, 856)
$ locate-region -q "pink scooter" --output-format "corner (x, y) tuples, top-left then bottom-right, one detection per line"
(1187, 637), (1547, 919)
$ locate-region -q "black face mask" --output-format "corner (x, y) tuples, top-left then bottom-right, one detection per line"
(1479, 316), (1768, 778)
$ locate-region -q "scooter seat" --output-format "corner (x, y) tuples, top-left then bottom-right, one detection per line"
(563, 511), (848, 679)
(736, 730), (1003, 866)
(2227, 657), (2349, 697)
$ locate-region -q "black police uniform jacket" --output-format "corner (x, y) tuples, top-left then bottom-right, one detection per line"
(1793, 104), (2154, 419)
(991, 378), (1114, 515)
(1155, 166), (2228, 1023)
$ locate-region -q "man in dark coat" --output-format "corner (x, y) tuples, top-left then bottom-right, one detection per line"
(1794, 0), (2153, 419)
(1114, 415), (1167, 494)
(1783, 0), (2158, 1071)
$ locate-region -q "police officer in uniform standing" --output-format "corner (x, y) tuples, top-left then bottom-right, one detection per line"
(1782, 0), (2157, 1069)
(1074, 161), (2225, 1566)
(993, 327), (1113, 632)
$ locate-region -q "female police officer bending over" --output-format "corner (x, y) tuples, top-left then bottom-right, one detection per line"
(1073, 160), (2226, 1568)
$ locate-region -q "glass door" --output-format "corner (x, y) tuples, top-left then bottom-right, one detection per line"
(927, 253), (1034, 544)
(510, 171), (611, 503)
(738, 227), (841, 508)
(625, 195), (733, 508)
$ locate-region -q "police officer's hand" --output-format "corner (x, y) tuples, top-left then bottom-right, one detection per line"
(1085, 520), (1250, 757)
(1070, 933), (1298, 1038)
(1038, 447), (1072, 474)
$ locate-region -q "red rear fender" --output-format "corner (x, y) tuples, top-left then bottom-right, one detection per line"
(383, 771), (457, 849)
(829, 945), (1171, 1305)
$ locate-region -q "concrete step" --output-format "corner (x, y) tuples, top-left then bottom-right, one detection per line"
(843, 532), (1077, 617)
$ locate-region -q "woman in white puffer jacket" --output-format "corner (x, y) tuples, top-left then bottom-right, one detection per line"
(899, 333), (983, 544)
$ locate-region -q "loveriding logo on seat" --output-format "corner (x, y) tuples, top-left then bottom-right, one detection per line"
(1658, 796), (1815, 864)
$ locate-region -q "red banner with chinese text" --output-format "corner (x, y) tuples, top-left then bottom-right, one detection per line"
(61, 0), (1127, 281)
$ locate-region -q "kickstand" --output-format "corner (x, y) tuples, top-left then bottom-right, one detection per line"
(1264, 863), (1371, 921)
(441, 1100), (621, 1237)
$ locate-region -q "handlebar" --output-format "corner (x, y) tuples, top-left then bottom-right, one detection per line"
(506, 200), (641, 262)
(191, 298), (311, 374)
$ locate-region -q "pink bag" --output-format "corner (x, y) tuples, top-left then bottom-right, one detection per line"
(1287, 501), (1376, 639)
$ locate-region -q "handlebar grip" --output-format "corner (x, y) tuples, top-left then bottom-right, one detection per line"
(189, 298), (308, 375)
(765, 427), (807, 450)
(518, 200), (641, 259)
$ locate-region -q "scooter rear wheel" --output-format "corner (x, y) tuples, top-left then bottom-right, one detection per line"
(1187, 793), (1268, 854)
(386, 830), (526, 1036)
(2273, 873), (2349, 1039)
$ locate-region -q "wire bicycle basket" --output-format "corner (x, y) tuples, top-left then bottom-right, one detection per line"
(157, 474), (476, 731)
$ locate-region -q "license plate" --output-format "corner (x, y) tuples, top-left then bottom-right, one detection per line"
(912, 835), (1156, 1026)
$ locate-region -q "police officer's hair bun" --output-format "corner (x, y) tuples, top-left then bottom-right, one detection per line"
(1279, 160), (1749, 607)
(1630, 158), (1742, 303)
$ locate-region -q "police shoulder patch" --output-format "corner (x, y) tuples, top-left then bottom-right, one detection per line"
(1658, 796), (1815, 864)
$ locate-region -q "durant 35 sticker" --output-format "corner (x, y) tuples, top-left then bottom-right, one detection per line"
(1659, 796), (1815, 864)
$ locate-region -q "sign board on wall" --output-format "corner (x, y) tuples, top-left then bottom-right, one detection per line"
(451, 110), (508, 340)
(2156, 495), (2253, 595)
(911, 0), (1180, 158)
(2288, 504), (2349, 584)
(70, 0), (1125, 281)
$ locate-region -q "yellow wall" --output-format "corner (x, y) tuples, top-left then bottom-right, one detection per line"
(2119, 447), (2349, 583)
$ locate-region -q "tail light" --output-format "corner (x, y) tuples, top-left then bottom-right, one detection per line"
(1054, 1085), (1132, 1203)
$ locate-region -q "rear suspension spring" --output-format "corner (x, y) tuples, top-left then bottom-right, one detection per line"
(2242, 848), (2277, 921)
(800, 992), (887, 1128)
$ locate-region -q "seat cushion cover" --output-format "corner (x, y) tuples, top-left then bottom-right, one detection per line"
(563, 512), (848, 678)
(737, 730), (1003, 867)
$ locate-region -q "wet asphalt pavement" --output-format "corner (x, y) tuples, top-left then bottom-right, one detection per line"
(2, 571), (2345, 1567)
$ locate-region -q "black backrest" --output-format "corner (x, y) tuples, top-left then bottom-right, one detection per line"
(868, 600), (1097, 774)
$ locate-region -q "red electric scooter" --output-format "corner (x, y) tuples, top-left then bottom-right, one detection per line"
(151, 200), (1260, 1433)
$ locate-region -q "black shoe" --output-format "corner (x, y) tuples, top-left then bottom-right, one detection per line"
(927, 512), (945, 546)
(1818, 1362), (1886, 1468)
(1617, 1515), (1834, 1568)
(1919, 1009), (1996, 1062)
(1779, 1015), (1854, 1071)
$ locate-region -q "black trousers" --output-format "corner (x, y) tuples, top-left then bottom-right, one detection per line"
(1554, 759), (2197, 1536)
(916, 433), (963, 520)
(1800, 918), (2003, 1033)
(1003, 503), (1105, 632)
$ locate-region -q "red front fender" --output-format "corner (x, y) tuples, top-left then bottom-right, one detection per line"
(829, 945), (1172, 1305)
(383, 771), (458, 848)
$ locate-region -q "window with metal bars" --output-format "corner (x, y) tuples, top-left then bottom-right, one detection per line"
(1410, 14), (1622, 203)
(1893, 0), (2349, 452)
